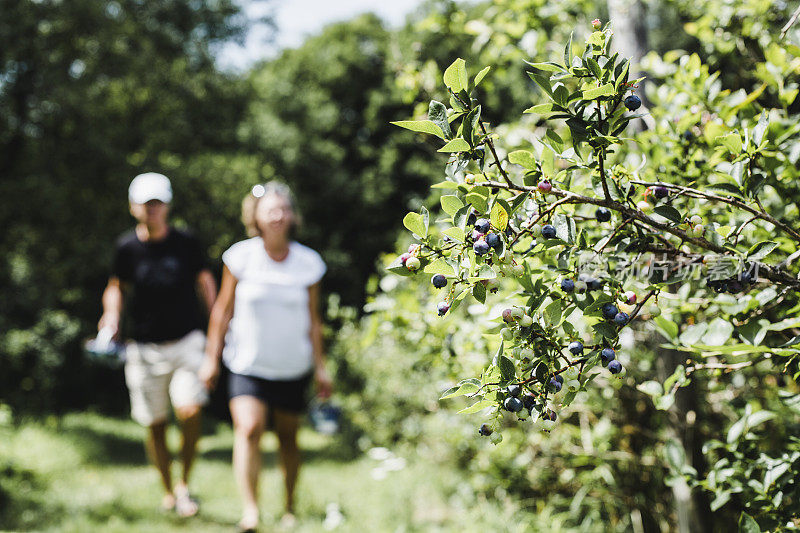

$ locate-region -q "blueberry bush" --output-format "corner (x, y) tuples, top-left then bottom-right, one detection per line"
(385, 12), (800, 531)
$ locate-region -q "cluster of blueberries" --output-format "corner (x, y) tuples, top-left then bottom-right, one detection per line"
(707, 271), (756, 294)
(569, 341), (622, 374)
(470, 218), (503, 256)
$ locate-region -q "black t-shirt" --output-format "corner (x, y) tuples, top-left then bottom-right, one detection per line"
(112, 228), (208, 343)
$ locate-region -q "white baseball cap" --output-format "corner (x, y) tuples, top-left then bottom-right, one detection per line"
(128, 172), (173, 204)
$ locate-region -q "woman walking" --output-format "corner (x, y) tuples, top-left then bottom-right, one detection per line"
(199, 182), (332, 531)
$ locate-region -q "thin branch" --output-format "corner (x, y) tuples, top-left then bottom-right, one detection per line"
(781, 4), (800, 39)
(631, 180), (800, 243)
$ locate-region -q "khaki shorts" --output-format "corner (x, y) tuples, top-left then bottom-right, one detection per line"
(124, 329), (209, 426)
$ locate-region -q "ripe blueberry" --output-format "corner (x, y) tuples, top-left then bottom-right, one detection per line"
(522, 393), (537, 410)
(504, 396), (524, 413)
(600, 347), (616, 365)
(475, 218), (491, 234)
(478, 423), (493, 436)
(624, 94), (641, 111)
(541, 224), (557, 239)
(561, 279), (575, 292)
(431, 274), (447, 288)
(507, 384), (521, 397)
(548, 378), (562, 393)
(607, 360), (623, 374)
(613, 312), (629, 325)
(485, 232), (500, 249)
(568, 341), (584, 355)
(437, 301), (450, 316)
(602, 303), (619, 320)
(595, 207), (611, 222)
(473, 240), (490, 255)
(654, 186), (668, 199)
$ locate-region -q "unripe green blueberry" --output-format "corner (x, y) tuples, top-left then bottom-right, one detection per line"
(519, 314), (533, 327)
(649, 305), (661, 317)
(464, 173), (476, 185)
(511, 264), (525, 277)
(530, 223), (542, 236)
(501, 328), (514, 341)
(690, 215), (702, 226)
(566, 379), (581, 392)
(575, 280), (588, 292)
(405, 256), (421, 271)
(541, 419), (556, 431)
(636, 200), (652, 212)
(510, 307), (524, 320)
(490, 432), (503, 444)
(563, 366), (579, 380)
(690, 224), (704, 238)
(520, 347), (535, 359)
(516, 408), (529, 421)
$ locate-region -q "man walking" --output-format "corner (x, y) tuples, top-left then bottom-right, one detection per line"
(99, 172), (217, 517)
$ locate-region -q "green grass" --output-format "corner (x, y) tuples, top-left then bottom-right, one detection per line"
(0, 413), (532, 532)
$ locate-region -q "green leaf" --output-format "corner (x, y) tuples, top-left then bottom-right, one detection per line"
(653, 205), (682, 224)
(528, 71), (553, 96)
(747, 241), (778, 261)
(738, 513), (760, 533)
(700, 318), (734, 346)
(525, 61), (565, 72)
(438, 138), (471, 153)
(490, 202), (508, 231)
(544, 300), (562, 326)
(679, 323), (708, 346)
(717, 132), (743, 154)
(472, 282), (486, 304)
(664, 439), (685, 470)
(442, 226), (465, 243)
(440, 378), (481, 399)
(637, 380), (663, 398)
(443, 58), (468, 94)
(508, 150), (537, 169)
(428, 100), (452, 139)
(654, 316), (679, 341)
(403, 212), (427, 237)
(752, 112), (769, 146)
(390, 120), (445, 139)
(585, 57), (601, 78)
(582, 83), (615, 99)
(466, 192), (488, 213)
(473, 66), (491, 87)
(523, 103), (554, 114)
(498, 355), (516, 381)
(458, 399), (495, 414)
(541, 145), (555, 176)
(424, 258), (455, 276)
(440, 195), (463, 217)
(553, 214), (576, 244)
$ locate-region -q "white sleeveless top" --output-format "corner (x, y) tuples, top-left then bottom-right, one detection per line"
(222, 238), (326, 380)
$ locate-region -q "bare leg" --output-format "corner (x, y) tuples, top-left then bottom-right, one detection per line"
(231, 396), (267, 530)
(146, 420), (173, 507)
(175, 404), (202, 485)
(173, 404), (202, 517)
(273, 409), (301, 516)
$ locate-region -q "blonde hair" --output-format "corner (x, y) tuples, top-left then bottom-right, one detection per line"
(241, 181), (302, 237)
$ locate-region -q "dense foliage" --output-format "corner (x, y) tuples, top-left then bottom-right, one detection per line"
(333, 0), (800, 530)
